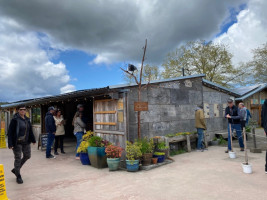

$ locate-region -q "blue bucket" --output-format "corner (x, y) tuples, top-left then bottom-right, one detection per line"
(126, 160), (139, 172)
(80, 153), (91, 165)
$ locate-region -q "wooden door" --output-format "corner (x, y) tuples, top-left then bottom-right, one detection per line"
(93, 97), (127, 149)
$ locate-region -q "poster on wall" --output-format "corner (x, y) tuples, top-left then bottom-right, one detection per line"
(204, 103), (210, 118)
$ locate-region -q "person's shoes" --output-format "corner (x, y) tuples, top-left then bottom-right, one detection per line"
(16, 175), (23, 184)
(54, 152), (59, 155)
(202, 148), (208, 151)
(11, 168), (17, 177)
(46, 155), (56, 159)
(61, 151), (66, 154)
(240, 148), (244, 151)
(265, 171), (267, 174)
(196, 149), (204, 152)
(75, 156), (80, 160)
(225, 150), (229, 153)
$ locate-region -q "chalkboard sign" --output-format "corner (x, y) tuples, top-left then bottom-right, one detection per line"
(38, 134), (54, 151)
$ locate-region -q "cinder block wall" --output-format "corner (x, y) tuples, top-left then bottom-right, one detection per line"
(127, 77), (203, 141)
(202, 86), (231, 140)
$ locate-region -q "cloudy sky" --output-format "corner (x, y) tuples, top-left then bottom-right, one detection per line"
(0, 0), (266, 102)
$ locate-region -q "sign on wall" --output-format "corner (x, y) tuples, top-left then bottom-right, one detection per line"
(134, 102), (148, 111)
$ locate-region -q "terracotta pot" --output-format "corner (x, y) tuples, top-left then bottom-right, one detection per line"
(152, 157), (158, 164)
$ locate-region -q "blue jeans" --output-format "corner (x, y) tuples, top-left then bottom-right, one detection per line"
(75, 132), (84, 157)
(46, 133), (55, 158)
(228, 123), (244, 150)
(197, 128), (204, 150)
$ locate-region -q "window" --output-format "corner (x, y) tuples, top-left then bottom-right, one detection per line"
(31, 107), (41, 124)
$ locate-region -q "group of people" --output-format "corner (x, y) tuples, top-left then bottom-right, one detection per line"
(7, 103), (87, 184)
(195, 99), (253, 152)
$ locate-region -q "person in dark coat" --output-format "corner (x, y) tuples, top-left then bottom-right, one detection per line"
(8, 105), (36, 184)
(225, 99), (244, 153)
(45, 106), (56, 159)
(261, 99), (267, 173)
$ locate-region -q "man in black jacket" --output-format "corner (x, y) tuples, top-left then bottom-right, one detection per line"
(8, 105), (36, 184)
(225, 99), (244, 153)
(45, 106), (56, 159)
(261, 99), (267, 173)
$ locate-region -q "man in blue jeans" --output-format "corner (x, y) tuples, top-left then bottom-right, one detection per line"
(45, 107), (56, 159)
(195, 105), (207, 152)
(225, 99), (244, 153)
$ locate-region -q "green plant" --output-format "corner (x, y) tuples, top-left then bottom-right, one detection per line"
(105, 145), (123, 158)
(170, 149), (186, 156)
(82, 131), (94, 141)
(213, 137), (218, 141)
(138, 137), (154, 154)
(77, 141), (90, 153)
(154, 152), (165, 156)
(218, 136), (227, 145)
(126, 141), (142, 163)
(157, 141), (169, 150)
(245, 126), (251, 133)
(88, 136), (110, 147)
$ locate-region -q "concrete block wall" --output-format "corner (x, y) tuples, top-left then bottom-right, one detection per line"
(127, 77), (203, 141)
(203, 86), (231, 140)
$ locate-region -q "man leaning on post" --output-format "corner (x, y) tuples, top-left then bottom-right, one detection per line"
(225, 99), (244, 153)
(195, 105), (207, 152)
(45, 106), (56, 159)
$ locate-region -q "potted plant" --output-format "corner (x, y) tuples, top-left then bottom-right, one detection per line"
(105, 144), (123, 171)
(151, 157), (158, 164)
(153, 152), (165, 163)
(77, 141), (90, 165)
(87, 136), (110, 168)
(139, 138), (154, 166)
(156, 141), (169, 157)
(126, 141), (142, 172)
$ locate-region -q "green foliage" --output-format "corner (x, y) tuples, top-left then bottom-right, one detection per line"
(170, 149), (186, 156)
(88, 136), (110, 147)
(162, 40), (237, 87)
(245, 126), (251, 133)
(138, 137), (154, 154)
(165, 132), (195, 138)
(154, 152), (165, 156)
(213, 137), (218, 141)
(156, 141), (169, 150)
(126, 141), (142, 161)
(218, 136), (227, 145)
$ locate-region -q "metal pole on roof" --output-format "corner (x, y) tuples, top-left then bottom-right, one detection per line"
(182, 68), (185, 76)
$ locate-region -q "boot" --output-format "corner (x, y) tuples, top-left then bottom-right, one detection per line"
(16, 174), (23, 184)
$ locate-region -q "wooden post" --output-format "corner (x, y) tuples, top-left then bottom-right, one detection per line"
(229, 123), (234, 152)
(186, 135), (191, 152)
(250, 126), (262, 153)
(243, 127), (248, 164)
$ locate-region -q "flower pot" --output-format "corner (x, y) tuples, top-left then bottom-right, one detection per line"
(242, 163), (252, 174)
(142, 153), (152, 166)
(153, 155), (165, 163)
(126, 160), (139, 172)
(80, 152), (91, 165)
(87, 147), (107, 168)
(229, 151), (236, 159)
(107, 158), (120, 171)
(151, 157), (158, 164)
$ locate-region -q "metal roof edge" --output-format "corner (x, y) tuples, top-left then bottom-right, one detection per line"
(202, 79), (240, 96)
(109, 74), (206, 89)
(235, 83), (267, 101)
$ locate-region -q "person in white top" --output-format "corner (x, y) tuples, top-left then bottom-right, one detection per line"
(53, 109), (66, 155)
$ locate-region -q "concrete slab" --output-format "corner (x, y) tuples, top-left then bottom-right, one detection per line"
(1, 144), (267, 200)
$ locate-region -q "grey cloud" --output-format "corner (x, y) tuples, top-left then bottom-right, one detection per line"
(0, 0), (247, 64)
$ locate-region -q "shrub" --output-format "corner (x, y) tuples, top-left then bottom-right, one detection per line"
(156, 141), (169, 150)
(88, 136), (110, 147)
(105, 145), (124, 158)
(138, 137), (154, 154)
(126, 141), (142, 162)
(82, 131), (94, 141)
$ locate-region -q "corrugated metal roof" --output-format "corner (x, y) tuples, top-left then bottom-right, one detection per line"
(0, 87), (110, 109)
(202, 79), (240, 96)
(232, 84), (262, 96)
(236, 83), (267, 101)
(109, 74), (206, 89)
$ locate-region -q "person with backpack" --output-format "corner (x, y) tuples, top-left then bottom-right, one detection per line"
(8, 105), (36, 184)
